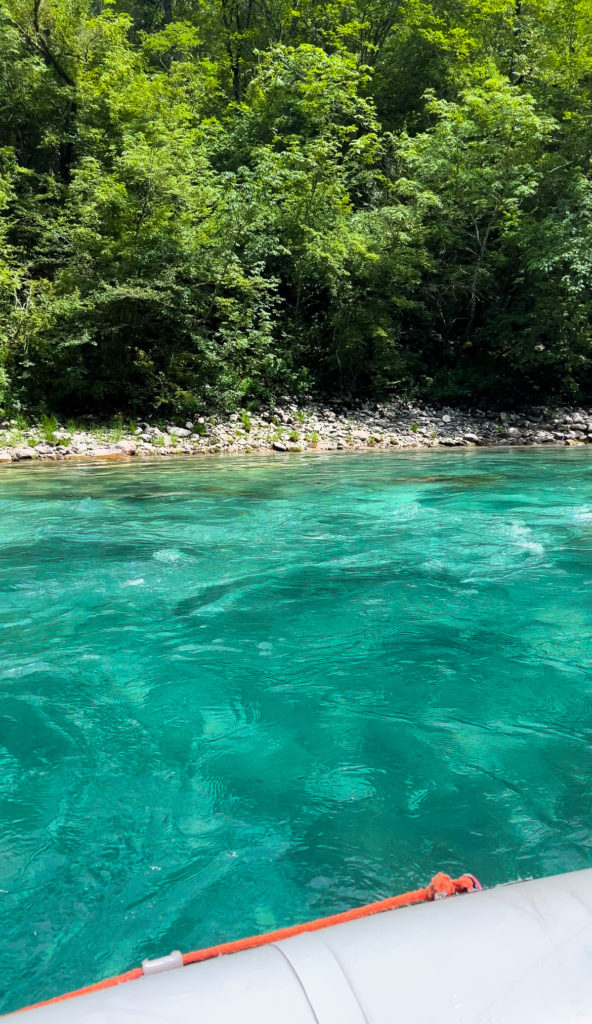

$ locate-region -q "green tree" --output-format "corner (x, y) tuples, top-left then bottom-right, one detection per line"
(396, 76), (556, 394)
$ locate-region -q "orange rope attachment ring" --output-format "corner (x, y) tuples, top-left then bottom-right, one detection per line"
(16, 871), (481, 1014)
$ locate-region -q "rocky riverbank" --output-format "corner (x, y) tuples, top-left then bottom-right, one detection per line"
(2, 402), (592, 462)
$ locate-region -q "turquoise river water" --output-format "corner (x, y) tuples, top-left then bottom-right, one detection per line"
(1, 449), (592, 1012)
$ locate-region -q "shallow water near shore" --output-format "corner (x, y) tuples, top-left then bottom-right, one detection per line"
(1, 448), (592, 1012)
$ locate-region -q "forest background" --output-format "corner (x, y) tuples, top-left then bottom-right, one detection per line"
(1, 0), (592, 415)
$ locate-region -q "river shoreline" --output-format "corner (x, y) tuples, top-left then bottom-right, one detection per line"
(2, 401), (592, 463)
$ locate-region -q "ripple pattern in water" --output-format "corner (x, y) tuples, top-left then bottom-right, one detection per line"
(1, 449), (592, 1012)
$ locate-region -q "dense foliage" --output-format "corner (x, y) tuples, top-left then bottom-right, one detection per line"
(2, 0), (592, 414)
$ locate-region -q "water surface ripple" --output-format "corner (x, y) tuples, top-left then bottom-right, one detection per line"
(1, 449), (592, 1011)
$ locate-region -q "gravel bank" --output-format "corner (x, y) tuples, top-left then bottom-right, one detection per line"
(2, 401), (592, 462)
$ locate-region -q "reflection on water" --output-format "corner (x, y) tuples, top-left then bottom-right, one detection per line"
(1, 449), (592, 1012)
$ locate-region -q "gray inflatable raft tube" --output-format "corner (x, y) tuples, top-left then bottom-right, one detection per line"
(14, 868), (592, 1023)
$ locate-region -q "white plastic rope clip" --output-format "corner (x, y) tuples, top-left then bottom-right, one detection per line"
(141, 950), (184, 976)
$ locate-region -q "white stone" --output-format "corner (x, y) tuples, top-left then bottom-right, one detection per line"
(115, 440), (136, 455)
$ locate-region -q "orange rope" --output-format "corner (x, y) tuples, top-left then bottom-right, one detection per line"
(182, 871), (478, 965)
(14, 968), (143, 1014)
(15, 872), (480, 1014)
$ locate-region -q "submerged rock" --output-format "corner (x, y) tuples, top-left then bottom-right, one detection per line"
(86, 447), (125, 459)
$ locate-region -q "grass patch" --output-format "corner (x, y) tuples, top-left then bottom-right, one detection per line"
(108, 418), (124, 442)
(40, 414), (59, 443)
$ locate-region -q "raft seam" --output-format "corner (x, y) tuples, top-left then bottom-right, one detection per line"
(271, 942), (321, 1024)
